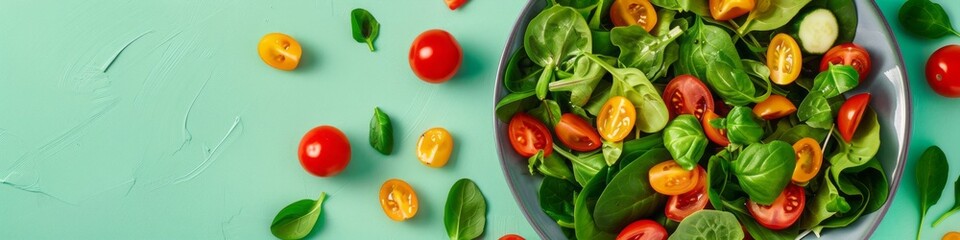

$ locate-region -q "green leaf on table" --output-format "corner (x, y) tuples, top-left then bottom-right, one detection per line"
(444, 179), (487, 240)
(898, 0), (960, 39)
(271, 193), (328, 240)
(915, 146), (949, 239)
(934, 175), (960, 227)
(369, 107), (394, 155)
(350, 8), (380, 51)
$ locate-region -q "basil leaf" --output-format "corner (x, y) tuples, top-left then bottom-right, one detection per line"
(706, 54), (770, 106)
(812, 64), (859, 98)
(574, 167), (617, 240)
(585, 53), (670, 133)
(898, 0), (960, 39)
(549, 55), (614, 106)
(525, 6), (593, 100)
(504, 47), (543, 93)
(733, 141), (796, 205)
(369, 107), (393, 155)
(915, 146), (949, 239)
(495, 91), (538, 122)
(270, 193), (327, 240)
(610, 24), (683, 80)
(664, 115), (708, 170)
(739, 0), (813, 34)
(677, 17), (741, 81)
(934, 175), (960, 226)
(444, 179), (487, 240)
(726, 106), (764, 146)
(594, 148), (669, 232)
(797, 92), (833, 129)
(350, 8), (380, 52)
(668, 210), (744, 240)
(539, 176), (579, 227)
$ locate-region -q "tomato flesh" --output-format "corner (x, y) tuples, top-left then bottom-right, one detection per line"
(597, 96), (637, 142)
(752, 94), (796, 120)
(379, 179), (419, 221)
(508, 113), (554, 157)
(616, 219), (668, 240)
(610, 0), (658, 32)
(926, 45), (960, 97)
(258, 33), (302, 71)
(499, 234), (525, 240)
(555, 113), (602, 152)
(444, 0), (468, 10)
(767, 33), (802, 85)
(820, 43), (872, 82)
(837, 93), (870, 142)
(417, 127), (454, 168)
(409, 29), (462, 83)
(702, 110), (730, 147)
(747, 184), (805, 230)
(944, 232), (960, 240)
(710, 0), (756, 21)
(298, 126), (351, 177)
(649, 160), (700, 195)
(666, 166), (708, 222)
(791, 137), (822, 184)
(663, 75), (714, 120)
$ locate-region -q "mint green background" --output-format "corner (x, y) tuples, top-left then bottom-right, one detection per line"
(0, 0), (956, 239)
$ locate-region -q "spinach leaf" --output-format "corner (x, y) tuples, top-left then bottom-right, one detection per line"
(726, 106), (764, 146)
(594, 148), (670, 232)
(554, 146), (606, 187)
(601, 139), (624, 166)
(820, 158), (888, 229)
(539, 176), (580, 227)
(369, 107), (394, 155)
(588, 0), (614, 30)
(586, 53), (670, 133)
(610, 24), (683, 80)
(797, 92), (833, 129)
(812, 64), (859, 98)
(934, 175), (960, 226)
(829, 108), (881, 181)
(271, 193), (328, 240)
(898, 0), (960, 39)
(649, 0), (710, 16)
(549, 55), (615, 106)
(800, 171), (850, 230)
(528, 100), (563, 129)
(915, 146), (949, 239)
(808, 0), (858, 43)
(525, 6), (593, 99)
(664, 115), (708, 170)
(528, 150), (575, 180)
(732, 141), (796, 205)
(551, 0), (602, 21)
(668, 210), (744, 240)
(705, 53), (771, 106)
(495, 90), (538, 122)
(739, 0), (813, 34)
(351, 9), (380, 52)
(574, 167), (617, 240)
(504, 47), (543, 93)
(591, 30), (619, 56)
(677, 17), (741, 81)
(444, 179), (487, 240)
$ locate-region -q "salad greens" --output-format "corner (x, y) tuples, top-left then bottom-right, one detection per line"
(350, 8), (380, 52)
(270, 192), (328, 240)
(663, 115), (707, 170)
(732, 141), (796, 205)
(915, 146), (948, 239)
(668, 210), (744, 240)
(525, 6), (593, 100)
(369, 107), (393, 155)
(444, 179), (487, 240)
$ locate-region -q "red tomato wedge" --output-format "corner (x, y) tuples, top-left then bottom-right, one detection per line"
(555, 113), (602, 152)
(616, 219), (668, 240)
(663, 75), (715, 120)
(837, 93), (870, 142)
(508, 113), (553, 157)
(666, 166), (709, 222)
(820, 43), (872, 82)
(747, 184), (805, 230)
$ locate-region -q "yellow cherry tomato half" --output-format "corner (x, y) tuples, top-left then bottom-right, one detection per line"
(753, 94), (797, 120)
(610, 0), (658, 32)
(417, 127), (454, 168)
(792, 137), (823, 184)
(258, 33), (302, 71)
(944, 232), (960, 240)
(379, 179), (419, 221)
(709, 0), (756, 21)
(649, 160), (703, 196)
(767, 33), (803, 85)
(597, 96), (637, 142)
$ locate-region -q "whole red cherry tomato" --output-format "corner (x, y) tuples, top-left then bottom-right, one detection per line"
(409, 29), (462, 83)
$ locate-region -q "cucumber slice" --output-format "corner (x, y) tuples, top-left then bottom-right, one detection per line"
(795, 9), (839, 54)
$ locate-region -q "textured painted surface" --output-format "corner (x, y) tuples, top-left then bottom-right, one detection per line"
(0, 0), (957, 239)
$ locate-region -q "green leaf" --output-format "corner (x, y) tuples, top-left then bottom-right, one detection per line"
(601, 140), (623, 166)
(800, 171), (849, 229)
(369, 107), (393, 155)
(829, 108), (881, 181)
(525, 6), (593, 100)
(934, 175), (960, 226)
(797, 92), (833, 129)
(705, 53), (770, 106)
(739, 0), (814, 34)
(495, 91), (538, 122)
(350, 9), (380, 52)
(270, 193), (327, 240)
(664, 115), (708, 170)
(549, 55), (614, 106)
(504, 47), (544, 93)
(528, 100), (563, 129)
(726, 106), (764, 146)
(915, 146), (949, 239)
(610, 24), (684, 80)
(528, 150), (575, 180)
(554, 146), (606, 187)
(677, 17), (741, 81)
(539, 176), (579, 227)
(574, 167), (617, 240)
(812, 64), (859, 98)
(594, 148), (670, 232)
(551, 0), (602, 20)
(585, 53), (670, 133)
(808, 0), (858, 43)
(650, 0), (709, 16)
(444, 179), (487, 240)
(898, 0), (960, 39)
(668, 210), (744, 240)
(732, 141), (796, 205)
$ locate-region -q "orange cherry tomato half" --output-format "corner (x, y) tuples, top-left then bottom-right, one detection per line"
(663, 75), (715, 120)
(610, 0), (658, 32)
(649, 160), (701, 196)
(944, 232), (960, 240)
(709, 0), (756, 21)
(299, 126), (350, 177)
(555, 113), (602, 152)
(597, 96), (637, 142)
(837, 93), (870, 142)
(409, 29), (462, 83)
(508, 113), (554, 157)
(747, 184), (805, 230)
(821, 43), (872, 82)
(379, 179), (419, 221)
(499, 234), (525, 240)
(665, 166), (709, 222)
(258, 33), (302, 71)
(445, 0), (468, 10)
(417, 127), (454, 168)
(752, 94), (797, 120)
(767, 33), (803, 85)
(616, 219), (668, 240)
(791, 137), (823, 184)
(702, 110), (730, 147)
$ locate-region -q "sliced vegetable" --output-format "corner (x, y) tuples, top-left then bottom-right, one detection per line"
(597, 96), (637, 142)
(610, 0), (658, 31)
(616, 220), (668, 240)
(709, 0), (755, 21)
(663, 75), (714, 120)
(299, 126), (351, 177)
(663, 114), (708, 170)
(837, 93), (870, 142)
(702, 110), (730, 147)
(649, 160), (702, 195)
(898, 0), (960, 39)
(271, 193), (327, 240)
(379, 179), (419, 221)
(499, 234), (525, 240)
(445, 0), (468, 10)
(820, 43), (871, 82)
(508, 113), (553, 157)
(794, 8), (838, 54)
(915, 146), (949, 239)
(369, 107), (393, 155)
(747, 184), (805, 230)
(791, 137), (822, 184)
(586, 53), (669, 134)
(410, 29), (462, 83)
(752, 94), (796, 120)
(668, 210), (744, 240)
(556, 113), (603, 151)
(926, 45), (960, 98)
(258, 33), (302, 71)
(350, 8), (380, 52)
(945, 232), (960, 240)
(767, 33), (802, 85)
(417, 127), (454, 168)
(444, 179), (487, 240)
(666, 166), (709, 222)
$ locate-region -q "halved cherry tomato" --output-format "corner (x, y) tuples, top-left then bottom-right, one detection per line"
(555, 113), (602, 152)
(820, 43), (872, 82)
(663, 75), (714, 120)
(747, 184), (805, 230)
(926, 45), (960, 98)
(791, 137), (822, 184)
(258, 33), (302, 71)
(508, 113), (554, 157)
(409, 29), (462, 83)
(752, 94), (797, 120)
(616, 219), (668, 240)
(499, 234), (525, 240)
(767, 33), (803, 85)
(597, 96), (637, 142)
(379, 179), (419, 221)
(444, 0), (468, 10)
(837, 93), (870, 142)
(610, 0), (658, 32)
(417, 127), (454, 167)
(649, 160), (701, 195)
(702, 110), (730, 147)
(299, 126), (350, 177)
(709, 0), (756, 21)
(666, 166), (708, 222)
(944, 232), (960, 240)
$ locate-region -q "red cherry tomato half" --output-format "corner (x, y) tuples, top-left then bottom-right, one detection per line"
(837, 93), (870, 142)
(820, 43), (872, 82)
(508, 113), (553, 158)
(616, 219), (668, 240)
(298, 126), (351, 177)
(555, 113), (602, 152)
(702, 110), (730, 147)
(663, 75), (715, 120)
(926, 45), (960, 97)
(666, 166), (709, 222)
(445, 0), (468, 10)
(409, 29), (462, 83)
(499, 234), (525, 240)
(747, 184), (805, 230)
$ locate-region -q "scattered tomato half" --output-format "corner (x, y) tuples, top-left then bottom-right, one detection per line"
(709, 0), (756, 21)
(702, 110), (730, 147)
(610, 0), (658, 32)
(509, 113), (554, 157)
(597, 96), (637, 142)
(752, 94), (796, 120)
(258, 33), (302, 71)
(666, 166), (709, 222)
(767, 33), (803, 85)
(926, 45), (960, 97)
(944, 232), (960, 240)
(649, 160), (701, 196)
(417, 127), (454, 167)
(444, 0), (468, 10)
(499, 234), (525, 240)
(409, 29), (462, 83)
(379, 179), (419, 221)
(791, 137), (823, 184)
(298, 126), (351, 177)
(616, 219), (668, 240)
(820, 43), (872, 82)
(555, 113), (602, 152)
(747, 184), (805, 230)
(837, 93), (870, 142)
(663, 75), (714, 120)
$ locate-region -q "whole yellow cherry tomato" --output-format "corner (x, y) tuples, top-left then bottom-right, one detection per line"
(379, 179), (419, 221)
(767, 33), (802, 85)
(258, 33), (302, 71)
(417, 127), (453, 168)
(597, 96), (637, 142)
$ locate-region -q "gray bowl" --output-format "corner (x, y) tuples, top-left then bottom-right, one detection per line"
(493, 0), (911, 239)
